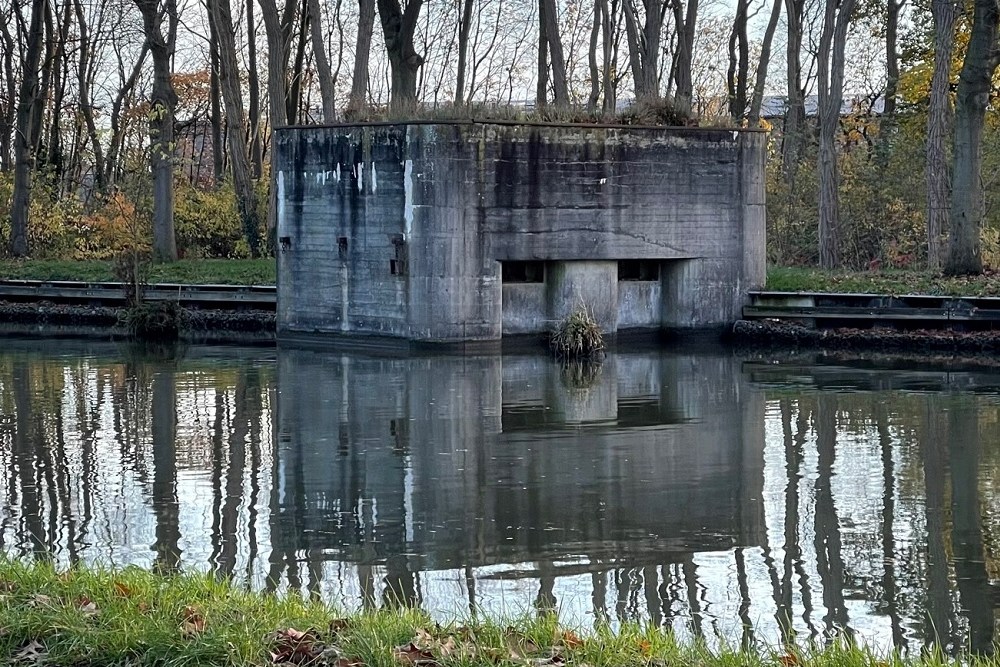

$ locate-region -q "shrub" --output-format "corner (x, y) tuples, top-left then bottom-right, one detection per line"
(550, 304), (604, 360)
(119, 300), (183, 340)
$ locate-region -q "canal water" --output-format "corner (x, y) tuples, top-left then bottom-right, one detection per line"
(1, 338), (999, 653)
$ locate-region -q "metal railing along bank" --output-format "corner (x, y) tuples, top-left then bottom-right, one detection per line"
(0, 280), (276, 310)
(744, 290), (1000, 326)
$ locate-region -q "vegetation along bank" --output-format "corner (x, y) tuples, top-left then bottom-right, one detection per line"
(0, 558), (993, 667)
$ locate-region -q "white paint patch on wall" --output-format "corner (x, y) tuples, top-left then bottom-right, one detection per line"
(371, 162), (378, 193)
(403, 159), (414, 238)
(277, 171), (286, 235)
(357, 163), (364, 192)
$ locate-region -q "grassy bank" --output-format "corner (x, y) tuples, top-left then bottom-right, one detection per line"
(0, 259), (275, 285)
(4, 260), (1000, 298)
(0, 559), (989, 667)
(766, 266), (1000, 297)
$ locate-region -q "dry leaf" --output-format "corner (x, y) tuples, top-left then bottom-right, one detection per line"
(77, 595), (99, 617)
(393, 642), (439, 667)
(504, 630), (539, 660)
(329, 618), (351, 635)
(180, 605), (207, 638)
(14, 640), (47, 663)
(558, 631), (583, 650)
(270, 627), (320, 664)
(114, 582), (135, 597)
(638, 640), (652, 656)
(778, 654), (799, 667)
(28, 594), (53, 608)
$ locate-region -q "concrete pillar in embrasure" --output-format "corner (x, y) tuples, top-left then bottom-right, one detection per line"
(546, 260), (619, 334)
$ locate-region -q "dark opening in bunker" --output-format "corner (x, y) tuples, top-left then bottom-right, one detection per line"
(502, 261), (546, 283)
(618, 260), (660, 282)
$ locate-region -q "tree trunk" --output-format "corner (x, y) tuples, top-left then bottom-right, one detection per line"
(10, 0), (47, 257)
(258, 0), (291, 128)
(782, 0), (805, 175)
(207, 8), (225, 185)
(671, 0), (697, 117)
(816, 0), (856, 269)
(540, 0), (569, 106)
(536, 0), (549, 107)
(104, 45), (148, 188)
(927, 0), (958, 270)
(599, 0), (617, 113)
(246, 0), (262, 177)
(727, 0), (750, 120)
(587, 0), (601, 112)
(0, 14), (15, 172)
(74, 0), (107, 193)
(623, 0), (665, 100)
(307, 0), (337, 122)
(135, 0), (179, 262)
(945, 0), (1000, 275)
(748, 0), (781, 123)
(377, 0), (425, 112)
(209, 0), (262, 256)
(348, 0), (376, 113)
(286, 7), (310, 124)
(455, 0), (475, 105)
(884, 0), (900, 118)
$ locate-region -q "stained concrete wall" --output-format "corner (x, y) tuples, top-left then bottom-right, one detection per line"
(274, 122), (766, 343)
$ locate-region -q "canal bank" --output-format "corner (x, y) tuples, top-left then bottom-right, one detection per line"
(1, 558), (996, 666)
(7, 279), (1000, 352)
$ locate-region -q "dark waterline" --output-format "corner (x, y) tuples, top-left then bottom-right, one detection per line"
(0, 338), (998, 654)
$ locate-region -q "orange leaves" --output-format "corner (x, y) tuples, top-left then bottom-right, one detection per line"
(180, 605), (207, 638)
(270, 627), (322, 665)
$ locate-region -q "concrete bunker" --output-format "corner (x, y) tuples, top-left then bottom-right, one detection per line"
(274, 121), (766, 344)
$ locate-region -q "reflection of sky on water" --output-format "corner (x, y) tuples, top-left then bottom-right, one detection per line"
(1, 340), (999, 654)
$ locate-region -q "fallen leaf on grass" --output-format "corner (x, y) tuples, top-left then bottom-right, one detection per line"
(77, 595), (100, 617)
(329, 618), (351, 635)
(114, 582), (135, 598)
(393, 642), (439, 666)
(269, 627), (321, 665)
(27, 594), (54, 608)
(557, 630), (583, 650)
(504, 630), (540, 660)
(777, 654), (799, 667)
(180, 605), (207, 638)
(14, 640), (47, 663)
(638, 640), (652, 656)
(332, 658), (365, 667)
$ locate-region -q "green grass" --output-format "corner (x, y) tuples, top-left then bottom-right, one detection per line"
(0, 558), (990, 667)
(0, 259), (276, 285)
(766, 266), (1000, 297)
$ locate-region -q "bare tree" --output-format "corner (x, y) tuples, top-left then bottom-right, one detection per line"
(208, 0), (262, 255)
(671, 0), (698, 117)
(0, 5), (14, 172)
(927, 0), (958, 270)
(246, 0), (262, 176)
(134, 0), (179, 261)
(944, 0), (1000, 275)
(74, 0), (107, 192)
(816, 0), (857, 269)
(308, 0), (339, 121)
(376, 0), (425, 111)
(348, 0), (377, 113)
(622, 0), (667, 100)
(727, 0), (750, 120)
(782, 0), (806, 175)
(455, 0), (475, 104)
(748, 0), (781, 122)
(10, 0), (48, 257)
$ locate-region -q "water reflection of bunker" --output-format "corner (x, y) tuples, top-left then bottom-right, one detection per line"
(272, 350), (766, 604)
